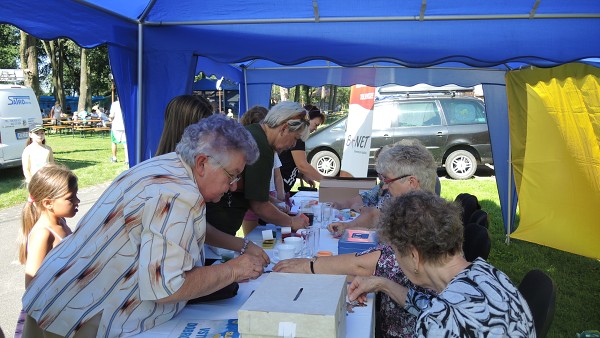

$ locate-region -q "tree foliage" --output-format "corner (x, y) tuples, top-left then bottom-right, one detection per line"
(0, 24), (111, 104)
(0, 24), (19, 68)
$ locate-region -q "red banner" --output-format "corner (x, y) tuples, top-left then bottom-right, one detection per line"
(349, 85), (376, 110)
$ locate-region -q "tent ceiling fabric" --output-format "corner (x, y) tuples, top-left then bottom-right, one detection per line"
(2, 1), (600, 67)
(1, 0), (600, 257)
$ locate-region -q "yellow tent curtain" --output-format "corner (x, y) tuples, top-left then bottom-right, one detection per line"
(507, 63), (600, 259)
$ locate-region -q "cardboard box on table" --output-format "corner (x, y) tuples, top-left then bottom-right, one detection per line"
(318, 177), (377, 203)
(238, 272), (347, 338)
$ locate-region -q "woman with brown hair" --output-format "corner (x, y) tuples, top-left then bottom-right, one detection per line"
(155, 95), (213, 156)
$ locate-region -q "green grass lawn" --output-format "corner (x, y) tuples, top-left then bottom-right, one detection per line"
(441, 177), (600, 338)
(1, 134), (598, 337)
(0, 132), (127, 209)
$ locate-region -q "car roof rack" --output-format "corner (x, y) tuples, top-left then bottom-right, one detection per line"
(0, 69), (25, 84)
(376, 84), (475, 101)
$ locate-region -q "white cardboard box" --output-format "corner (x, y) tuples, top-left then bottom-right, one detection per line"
(238, 272), (347, 338)
(318, 178), (377, 203)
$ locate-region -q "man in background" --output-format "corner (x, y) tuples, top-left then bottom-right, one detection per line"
(109, 100), (128, 165)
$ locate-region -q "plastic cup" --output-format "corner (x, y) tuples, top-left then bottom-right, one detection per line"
(298, 226), (320, 258)
(321, 202), (333, 227)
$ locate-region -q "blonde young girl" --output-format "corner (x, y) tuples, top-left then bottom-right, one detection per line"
(15, 165), (79, 337)
(21, 125), (55, 184)
(18, 164), (79, 286)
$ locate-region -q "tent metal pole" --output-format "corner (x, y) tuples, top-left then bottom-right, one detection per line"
(243, 66), (248, 113)
(146, 13), (600, 26)
(136, 23), (143, 165)
(506, 136), (512, 245)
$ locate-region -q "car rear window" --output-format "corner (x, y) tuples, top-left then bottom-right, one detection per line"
(393, 101), (441, 127)
(440, 100), (487, 125)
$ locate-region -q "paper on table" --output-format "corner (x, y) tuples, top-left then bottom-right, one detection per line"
(167, 319), (239, 338)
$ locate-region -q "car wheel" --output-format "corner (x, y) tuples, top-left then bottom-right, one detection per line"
(445, 150), (477, 180)
(310, 150), (340, 177)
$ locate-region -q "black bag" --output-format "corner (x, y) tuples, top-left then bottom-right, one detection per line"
(187, 282), (239, 303)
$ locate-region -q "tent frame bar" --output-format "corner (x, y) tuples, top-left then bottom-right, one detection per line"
(145, 13), (600, 26)
(244, 64), (508, 72)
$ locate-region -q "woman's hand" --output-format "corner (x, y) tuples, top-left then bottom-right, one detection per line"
(243, 241), (270, 266)
(290, 213), (310, 231)
(272, 258), (311, 273)
(347, 276), (385, 303)
(226, 253), (266, 282)
(327, 221), (349, 238)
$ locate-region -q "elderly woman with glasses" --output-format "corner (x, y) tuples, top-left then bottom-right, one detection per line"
(274, 141), (439, 338)
(21, 115), (271, 337)
(207, 101), (311, 237)
(327, 139), (437, 237)
(348, 191), (535, 337)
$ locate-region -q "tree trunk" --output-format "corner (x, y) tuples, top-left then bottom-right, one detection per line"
(292, 85), (301, 102)
(42, 39), (66, 109)
(19, 31), (40, 97)
(302, 85), (310, 105)
(329, 85), (337, 112)
(78, 47), (90, 112)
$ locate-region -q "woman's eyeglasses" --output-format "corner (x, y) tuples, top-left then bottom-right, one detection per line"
(207, 156), (241, 185)
(378, 173), (412, 185)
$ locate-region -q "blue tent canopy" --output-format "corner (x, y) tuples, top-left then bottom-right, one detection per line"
(1, 0), (599, 238)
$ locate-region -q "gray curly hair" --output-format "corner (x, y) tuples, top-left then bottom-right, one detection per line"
(176, 114), (259, 167)
(376, 139), (437, 193)
(378, 190), (463, 265)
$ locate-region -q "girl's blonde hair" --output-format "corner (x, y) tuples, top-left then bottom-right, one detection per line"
(18, 164), (78, 264)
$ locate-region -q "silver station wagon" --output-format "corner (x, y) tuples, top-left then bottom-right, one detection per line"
(305, 94), (493, 180)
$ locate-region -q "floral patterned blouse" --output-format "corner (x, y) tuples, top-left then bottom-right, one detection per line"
(358, 245), (436, 338)
(404, 258), (536, 337)
(359, 183), (391, 209)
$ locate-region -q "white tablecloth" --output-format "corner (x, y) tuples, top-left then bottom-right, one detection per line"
(137, 191), (374, 337)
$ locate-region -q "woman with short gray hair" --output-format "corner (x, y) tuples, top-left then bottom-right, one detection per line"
(376, 140), (437, 194)
(177, 114), (259, 168)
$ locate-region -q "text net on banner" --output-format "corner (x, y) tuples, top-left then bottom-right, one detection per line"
(340, 85), (376, 177)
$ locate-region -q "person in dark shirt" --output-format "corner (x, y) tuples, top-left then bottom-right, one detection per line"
(278, 104), (325, 193)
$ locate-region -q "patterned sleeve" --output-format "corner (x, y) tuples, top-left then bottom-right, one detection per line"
(404, 287), (435, 317)
(137, 192), (203, 301)
(359, 184), (382, 207)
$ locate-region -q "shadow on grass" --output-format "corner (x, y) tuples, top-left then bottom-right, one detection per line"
(0, 167), (26, 195)
(54, 148), (105, 155)
(57, 159), (99, 171)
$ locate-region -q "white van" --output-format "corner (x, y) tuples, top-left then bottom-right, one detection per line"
(0, 84), (43, 168)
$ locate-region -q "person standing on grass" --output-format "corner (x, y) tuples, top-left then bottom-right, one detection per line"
(15, 164), (79, 338)
(21, 125), (55, 185)
(50, 101), (62, 126)
(109, 99), (128, 165)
